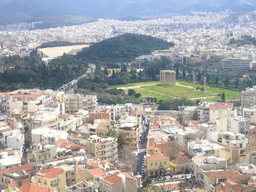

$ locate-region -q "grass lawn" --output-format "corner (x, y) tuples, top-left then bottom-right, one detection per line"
(109, 80), (241, 102)
(109, 81), (159, 88)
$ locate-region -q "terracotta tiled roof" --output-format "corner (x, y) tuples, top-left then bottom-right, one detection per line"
(103, 172), (121, 184)
(210, 102), (234, 110)
(96, 122), (110, 131)
(171, 156), (190, 165)
(86, 168), (106, 177)
(204, 170), (248, 180)
(146, 154), (169, 161)
(19, 182), (54, 192)
(149, 123), (160, 130)
(215, 181), (244, 192)
(8, 182), (16, 187)
(122, 172), (135, 180)
(87, 161), (100, 168)
(0, 163), (34, 175)
(12, 93), (43, 98)
(146, 146), (160, 151)
(58, 114), (72, 119)
(56, 139), (68, 143)
(176, 151), (186, 158)
(251, 127), (256, 133)
(38, 167), (64, 179)
(230, 145), (239, 150)
(77, 167), (86, 174)
(59, 142), (87, 151)
(0, 92), (9, 96)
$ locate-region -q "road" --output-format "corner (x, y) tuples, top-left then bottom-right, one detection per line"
(58, 64), (96, 93)
(137, 118), (150, 177)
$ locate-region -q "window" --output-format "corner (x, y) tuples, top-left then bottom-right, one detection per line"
(218, 178), (226, 183)
(155, 162), (157, 166)
(151, 163), (153, 167)
(164, 161), (166, 165)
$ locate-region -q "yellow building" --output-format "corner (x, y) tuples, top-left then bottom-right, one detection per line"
(32, 167), (66, 192)
(87, 135), (118, 163)
(219, 145), (240, 164)
(146, 146), (161, 155)
(145, 154), (170, 177)
(119, 123), (140, 149)
(170, 156), (191, 174)
(51, 91), (65, 102)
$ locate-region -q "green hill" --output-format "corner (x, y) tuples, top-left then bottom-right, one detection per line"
(77, 33), (174, 62)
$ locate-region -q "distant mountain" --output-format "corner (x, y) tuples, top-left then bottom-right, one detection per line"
(0, 0), (256, 25)
(77, 33), (174, 62)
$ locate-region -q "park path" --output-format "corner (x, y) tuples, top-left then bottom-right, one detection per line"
(175, 83), (193, 89)
(116, 83), (158, 90)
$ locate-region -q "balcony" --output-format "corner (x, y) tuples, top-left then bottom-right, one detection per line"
(50, 183), (58, 187)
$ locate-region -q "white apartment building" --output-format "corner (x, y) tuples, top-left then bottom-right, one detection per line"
(83, 95), (97, 111)
(86, 135), (118, 163)
(230, 116), (250, 136)
(32, 127), (67, 145)
(64, 94), (97, 114)
(197, 102), (212, 122)
(222, 57), (251, 71)
(191, 156), (227, 181)
(6, 130), (24, 150)
(242, 86), (256, 108)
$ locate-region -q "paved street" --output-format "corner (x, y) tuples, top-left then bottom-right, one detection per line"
(137, 120), (149, 177)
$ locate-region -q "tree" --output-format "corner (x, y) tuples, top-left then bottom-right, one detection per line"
(128, 89), (136, 96)
(142, 177), (153, 188)
(112, 69), (116, 78)
(198, 71), (201, 81)
(104, 67), (108, 75)
(240, 177), (250, 185)
(224, 76), (229, 88)
(182, 67), (186, 78)
(117, 132), (126, 151)
(247, 79), (253, 88)
(163, 141), (183, 160)
(135, 93), (141, 98)
(176, 66), (179, 79)
(221, 92), (226, 102)
(235, 76), (239, 89)
(118, 145), (137, 172)
(67, 129), (72, 135)
(215, 76), (219, 85)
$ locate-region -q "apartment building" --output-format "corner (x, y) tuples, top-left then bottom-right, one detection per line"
(64, 94), (83, 114)
(9, 93), (45, 114)
(145, 154), (170, 177)
(99, 171), (137, 192)
(191, 156), (227, 182)
(197, 102), (212, 122)
(0, 164), (36, 188)
(32, 167), (66, 192)
(86, 135), (118, 163)
(64, 94), (97, 114)
(202, 170), (248, 192)
(230, 117), (250, 136)
(119, 123), (140, 150)
(249, 127), (256, 148)
(242, 86), (256, 108)
(210, 102), (233, 131)
(222, 57), (251, 71)
(209, 131), (248, 148)
(83, 95), (97, 111)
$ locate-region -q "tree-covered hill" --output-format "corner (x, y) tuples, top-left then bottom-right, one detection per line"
(77, 33), (174, 62)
